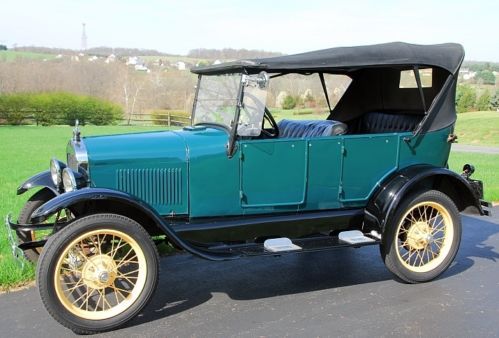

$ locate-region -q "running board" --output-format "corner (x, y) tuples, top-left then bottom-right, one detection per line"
(204, 233), (380, 257)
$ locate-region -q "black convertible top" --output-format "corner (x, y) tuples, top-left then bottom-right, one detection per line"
(191, 42), (464, 75)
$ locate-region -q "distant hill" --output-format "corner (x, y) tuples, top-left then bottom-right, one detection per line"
(188, 48), (282, 60)
(10, 46), (282, 60)
(462, 61), (499, 72)
(85, 47), (174, 57)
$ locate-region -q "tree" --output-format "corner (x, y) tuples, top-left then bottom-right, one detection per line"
(475, 70), (495, 85)
(476, 90), (491, 111)
(0, 45), (7, 51)
(456, 85), (476, 113)
(490, 90), (499, 111)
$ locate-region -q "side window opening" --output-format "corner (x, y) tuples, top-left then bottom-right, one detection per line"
(399, 68), (433, 88)
(267, 73), (351, 123)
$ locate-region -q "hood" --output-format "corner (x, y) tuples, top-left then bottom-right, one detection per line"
(84, 130), (187, 166)
(82, 126), (227, 216)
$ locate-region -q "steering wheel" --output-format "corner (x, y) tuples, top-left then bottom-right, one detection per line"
(261, 108), (279, 138)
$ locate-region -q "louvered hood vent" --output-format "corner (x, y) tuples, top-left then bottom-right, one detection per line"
(116, 168), (183, 206)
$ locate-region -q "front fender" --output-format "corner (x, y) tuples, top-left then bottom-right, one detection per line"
(17, 170), (60, 195)
(30, 187), (238, 261)
(365, 164), (486, 232)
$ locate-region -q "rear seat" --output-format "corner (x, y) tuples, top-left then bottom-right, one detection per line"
(355, 111), (423, 134)
(278, 119), (348, 138)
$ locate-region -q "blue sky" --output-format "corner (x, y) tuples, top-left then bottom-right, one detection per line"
(1, 0), (498, 61)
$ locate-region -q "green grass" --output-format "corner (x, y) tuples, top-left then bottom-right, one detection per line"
(454, 111), (499, 146)
(269, 108), (328, 122)
(0, 50), (56, 62)
(0, 125), (167, 290)
(448, 152), (499, 201)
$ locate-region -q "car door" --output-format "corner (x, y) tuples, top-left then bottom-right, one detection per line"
(239, 138), (308, 208)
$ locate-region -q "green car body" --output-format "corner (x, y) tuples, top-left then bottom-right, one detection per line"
(84, 124), (452, 218)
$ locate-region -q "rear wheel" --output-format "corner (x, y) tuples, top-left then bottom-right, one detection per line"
(381, 190), (462, 283)
(37, 213), (159, 334)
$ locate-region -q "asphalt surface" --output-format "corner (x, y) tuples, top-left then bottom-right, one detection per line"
(1, 207), (498, 338)
(451, 144), (499, 154)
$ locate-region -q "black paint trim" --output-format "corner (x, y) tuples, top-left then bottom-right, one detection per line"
(17, 170), (60, 195)
(30, 188), (239, 261)
(365, 164), (486, 233)
(170, 209), (364, 243)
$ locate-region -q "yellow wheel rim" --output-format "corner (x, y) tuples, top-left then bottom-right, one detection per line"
(395, 201), (454, 273)
(54, 229), (147, 320)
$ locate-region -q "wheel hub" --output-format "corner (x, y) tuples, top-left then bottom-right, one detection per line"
(406, 221), (432, 250)
(81, 254), (117, 289)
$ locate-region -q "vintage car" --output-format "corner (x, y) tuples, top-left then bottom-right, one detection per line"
(5, 42), (491, 334)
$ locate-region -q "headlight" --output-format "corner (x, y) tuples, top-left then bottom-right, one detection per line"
(50, 158), (66, 187)
(62, 168), (77, 192)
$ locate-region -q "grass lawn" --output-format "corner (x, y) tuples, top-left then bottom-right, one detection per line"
(0, 50), (56, 62)
(454, 111), (499, 146)
(448, 152), (499, 201)
(0, 122), (498, 289)
(0, 125), (166, 289)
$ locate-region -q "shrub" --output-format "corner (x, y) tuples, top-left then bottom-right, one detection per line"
(0, 92), (124, 125)
(476, 90), (491, 111)
(491, 91), (499, 111)
(456, 85), (476, 113)
(0, 94), (31, 124)
(282, 95), (297, 110)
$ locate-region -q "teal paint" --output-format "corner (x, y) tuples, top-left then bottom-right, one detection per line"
(304, 139), (342, 210)
(81, 124), (454, 219)
(240, 139), (308, 207)
(84, 130), (188, 215)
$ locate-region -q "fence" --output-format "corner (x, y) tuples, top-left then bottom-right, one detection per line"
(125, 111), (191, 127)
(0, 110), (192, 127)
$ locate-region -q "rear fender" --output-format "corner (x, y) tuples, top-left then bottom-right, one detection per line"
(30, 188), (238, 261)
(365, 164), (485, 233)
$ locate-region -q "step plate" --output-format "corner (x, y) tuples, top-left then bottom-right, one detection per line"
(264, 238), (302, 252)
(338, 230), (376, 245)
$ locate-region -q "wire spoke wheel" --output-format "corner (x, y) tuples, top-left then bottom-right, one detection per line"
(396, 201), (453, 273)
(37, 214), (159, 334)
(54, 229), (147, 320)
(382, 190), (461, 283)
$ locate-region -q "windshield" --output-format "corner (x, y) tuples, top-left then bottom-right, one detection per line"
(192, 74), (241, 129)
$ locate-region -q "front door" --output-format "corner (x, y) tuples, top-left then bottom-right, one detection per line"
(240, 139), (307, 208)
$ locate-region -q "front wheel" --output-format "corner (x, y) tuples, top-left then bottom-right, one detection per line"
(381, 190), (462, 283)
(17, 188), (55, 262)
(37, 213), (159, 334)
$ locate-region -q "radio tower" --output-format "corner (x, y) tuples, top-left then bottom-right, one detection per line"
(80, 23), (87, 51)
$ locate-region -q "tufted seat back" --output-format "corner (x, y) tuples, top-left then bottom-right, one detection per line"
(278, 119), (348, 138)
(357, 112), (423, 134)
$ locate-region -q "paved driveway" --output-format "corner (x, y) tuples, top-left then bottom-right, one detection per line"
(1, 208), (498, 338)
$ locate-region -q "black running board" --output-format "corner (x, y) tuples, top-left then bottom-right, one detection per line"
(199, 233), (380, 257)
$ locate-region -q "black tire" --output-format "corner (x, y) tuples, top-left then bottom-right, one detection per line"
(17, 188), (55, 262)
(381, 190), (462, 283)
(37, 213), (159, 334)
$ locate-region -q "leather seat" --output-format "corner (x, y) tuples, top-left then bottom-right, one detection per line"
(358, 112), (423, 133)
(278, 119), (348, 138)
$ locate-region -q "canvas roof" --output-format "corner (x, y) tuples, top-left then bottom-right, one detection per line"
(191, 42), (464, 76)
